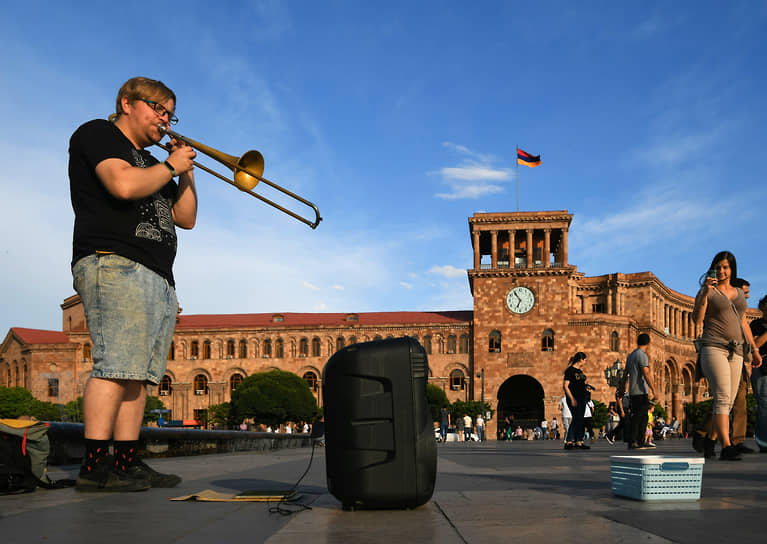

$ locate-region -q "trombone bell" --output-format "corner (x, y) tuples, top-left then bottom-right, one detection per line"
(233, 150), (264, 191)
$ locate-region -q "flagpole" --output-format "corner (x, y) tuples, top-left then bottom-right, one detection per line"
(516, 145), (520, 212)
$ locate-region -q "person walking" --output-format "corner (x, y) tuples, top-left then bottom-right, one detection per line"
(563, 351), (591, 450)
(69, 77), (196, 492)
(476, 414), (485, 442)
(624, 333), (656, 450)
(559, 396), (572, 442)
(693, 252), (762, 460)
(463, 414), (473, 442)
(439, 406), (451, 443)
(750, 295), (767, 452)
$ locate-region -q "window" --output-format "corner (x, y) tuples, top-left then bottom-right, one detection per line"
(311, 337), (321, 357)
(203, 340), (211, 359)
(275, 338), (284, 358)
(239, 339), (248, 359)
(336, 336), (345, 352)
(348, 336), (357, 346)
(48, 378), (59, 397)
(190, 340), (199, 359)
(374, 335), (383, 341)
(229, 373), (243, 393)
(541, 329), (554, 352)
(272, 314), (284, 323)
(226, 340), (235, 358)
(489, 330), (501, 352)
(263, 339), (272, 357)
(459, 334), (469, 354)
(423, 335), (432, 354)
(83, 343), (92, 361)
(447, 335), (457, 354)
(592, 303), (605, 313)
(159, 375), (172, 396)
(449, 370), (465, 391)
(194, 374), (208, 394)
(610, 331), (619, 352)
(299, 338), (309, 357)
(167, 343), (175, 360)
(303, 371), (318, 392)
(345, 314), (359, 321)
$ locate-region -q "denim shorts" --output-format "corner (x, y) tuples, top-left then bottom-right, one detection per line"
(73, 254), (177, 385)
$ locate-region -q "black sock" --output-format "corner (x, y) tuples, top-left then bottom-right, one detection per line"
(113, 440), (140, 472)
(82, 439), (111, 473)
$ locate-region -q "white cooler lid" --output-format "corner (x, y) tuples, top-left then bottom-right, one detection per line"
(610, 455), (705, 465)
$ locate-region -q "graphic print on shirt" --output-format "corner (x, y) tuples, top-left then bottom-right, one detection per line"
(130, 148), (177, 251)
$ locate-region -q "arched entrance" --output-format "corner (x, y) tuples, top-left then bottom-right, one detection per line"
(496, 375), (545, 438)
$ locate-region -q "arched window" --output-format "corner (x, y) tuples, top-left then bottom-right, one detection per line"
(226, 340), (236, 358)
(374, 335), (383, 341)
(194, 374), (208, 395)
(190, 340), (199, 359)
(348, 336), (357, 346)
(450, 369), (465, 391)
(422, 335), (432, 354)
(489, 330), (501, 352)
(447, 335), (457, 354)
(275, 338), (284, 358)
(610, 331), (619, 352)
(541, 329), (554, 352)
(239, 339), (248, 359)
(229, 373), (243, 393)
(299, 338), (309, 357)
(202, 340), (211, 359)
(311, 337), (321, 357)
(303, 371), (318, 392)
(83, 343), (92, 361)
(336, 336), (345, 352)
(167, 343), (175, 360)
(159, 375), (172, 396)
(263, 339), (272, 358)
(459, 334), (469, 354)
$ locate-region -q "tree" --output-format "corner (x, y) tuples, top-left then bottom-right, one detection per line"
(591, 400), (608, 432)
(143, 395), (166, 424)
(208, 403), (232, 429)
(426, 383), (450, 421)
(231, 370), (318, 428)
(0, 387), (38, 418)
(450, 399), (494, 422)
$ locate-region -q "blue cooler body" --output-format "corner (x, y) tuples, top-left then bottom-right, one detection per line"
(323, 337), (437, 510)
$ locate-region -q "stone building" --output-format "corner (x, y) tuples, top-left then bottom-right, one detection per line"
(2, 209), (754, 437)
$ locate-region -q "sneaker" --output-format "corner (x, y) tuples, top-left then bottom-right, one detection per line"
(605, 436), (614, 444)
(575, 443), (591, 450)
(734, 443), (756, 454)
(647, 442), (657, 448)
(76, 464), (150, 492)
(692, 432), (705, 453)
(125, 459), (182, 488)
(720, 445), (743, 461)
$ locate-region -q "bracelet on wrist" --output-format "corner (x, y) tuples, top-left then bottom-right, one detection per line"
(162, 160), (177, 178)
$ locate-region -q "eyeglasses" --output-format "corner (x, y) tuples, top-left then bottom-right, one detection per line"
(140, 99), (178, 125)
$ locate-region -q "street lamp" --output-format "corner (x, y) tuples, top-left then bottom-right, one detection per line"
(604, 359), (623, 388)
(476, 369), (485, 405)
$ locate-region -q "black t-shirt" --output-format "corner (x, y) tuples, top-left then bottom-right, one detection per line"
(751, 318), (767, 357)
(564, 365), (588, 398)
(69, 119), (179, 286)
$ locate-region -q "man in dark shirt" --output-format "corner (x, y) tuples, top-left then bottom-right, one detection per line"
(750, 295), (767, 452)
(69, 77), (197, 492)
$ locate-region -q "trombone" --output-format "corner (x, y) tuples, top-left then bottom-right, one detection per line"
(156, 126), (322, 229)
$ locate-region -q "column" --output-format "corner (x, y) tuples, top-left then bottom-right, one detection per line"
(561, 228), (569, 266)
(491, 230), (498, 269)
(473, 231), (480, 269)
(508, 229), (516, 267)
(543, 228), (551, 268)
(526, 229), (533, 268)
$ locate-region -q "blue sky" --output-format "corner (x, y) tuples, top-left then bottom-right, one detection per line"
(1, 1), (765, 336)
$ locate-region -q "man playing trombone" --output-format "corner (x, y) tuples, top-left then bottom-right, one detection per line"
(69, 77), (196, 491)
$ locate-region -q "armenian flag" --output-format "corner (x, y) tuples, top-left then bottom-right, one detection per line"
(517, 148), (541, 168)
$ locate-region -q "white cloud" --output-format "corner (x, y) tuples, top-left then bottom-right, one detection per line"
(400, 282), (413, 289)
(429, 265), (466, 279)
(303, 281), (320, 291)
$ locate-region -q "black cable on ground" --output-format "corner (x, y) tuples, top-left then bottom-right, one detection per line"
(267, 439), (320, 516)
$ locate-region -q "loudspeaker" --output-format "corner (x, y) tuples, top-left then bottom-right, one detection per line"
(322, 337), (437, 510)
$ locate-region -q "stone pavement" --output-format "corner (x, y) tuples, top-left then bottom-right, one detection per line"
(1, 438), (765, 543)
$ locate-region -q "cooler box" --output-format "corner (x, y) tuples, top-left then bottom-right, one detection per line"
(610, 456), (704, 501)
(323, 337), (437, 510)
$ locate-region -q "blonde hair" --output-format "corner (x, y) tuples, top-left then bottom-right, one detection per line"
(108, 77), (176, 122)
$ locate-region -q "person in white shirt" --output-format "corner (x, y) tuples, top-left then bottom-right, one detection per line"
(559, 397), (572, 440)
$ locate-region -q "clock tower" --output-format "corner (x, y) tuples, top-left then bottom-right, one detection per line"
(468, 210), (575, 438)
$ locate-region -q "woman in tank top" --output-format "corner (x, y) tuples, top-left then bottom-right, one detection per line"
(693, 251), (762, 460)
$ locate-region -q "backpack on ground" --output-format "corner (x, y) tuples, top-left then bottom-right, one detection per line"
(0, 418), (59, 494)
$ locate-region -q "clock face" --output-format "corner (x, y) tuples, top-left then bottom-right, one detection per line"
(506, 286), (535, 314)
